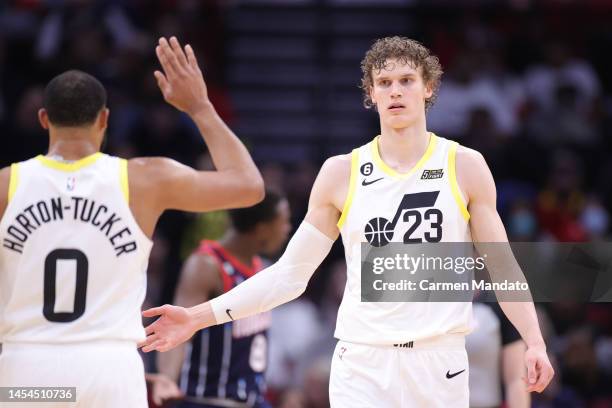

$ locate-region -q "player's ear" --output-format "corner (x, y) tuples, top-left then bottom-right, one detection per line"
(38, 109), (50, 130)
(369, 86), (377, 107)
(424, 79), (433, 99)
(97, 108), (109, 130)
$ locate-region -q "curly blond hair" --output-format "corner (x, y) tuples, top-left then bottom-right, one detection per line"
(360, 36), (443, 111)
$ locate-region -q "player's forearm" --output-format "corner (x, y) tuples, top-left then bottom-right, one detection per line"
(190, 104), (262, 184)
(189, 222), (334, 329)
(498, 302), (545, 348)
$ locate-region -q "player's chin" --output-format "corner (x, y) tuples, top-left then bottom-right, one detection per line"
(386, 116), (412, 129)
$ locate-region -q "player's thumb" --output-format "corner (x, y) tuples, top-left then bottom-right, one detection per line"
(154, 71), (169, 93)
(527, 357), (537, 384)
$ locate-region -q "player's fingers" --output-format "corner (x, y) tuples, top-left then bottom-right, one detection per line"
(159, 37), (184, 77)
(155, 40), (176, 79)
(142, 305), (167, 318)
(169, 36), (189, 69)
(533, 366), (554, 393)
(142, 338), (167, 353)
(156, 47), (176, 82)
(526, 357), (537, 385)
(144, 319), (161, 335)
(153, 70), (169, 94)
(137, 333), (156, 350)
(185, 44), (199, 71)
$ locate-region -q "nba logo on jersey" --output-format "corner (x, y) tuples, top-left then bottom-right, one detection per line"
(66, 176), (76, 191)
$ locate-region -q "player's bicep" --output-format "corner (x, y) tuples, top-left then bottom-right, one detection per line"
(174, 253), (222, 307)
(457, 148), (508, 243)
(304, 156), (350, 240)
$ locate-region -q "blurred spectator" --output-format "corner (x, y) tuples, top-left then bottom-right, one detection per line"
(5, 86), (48, 164)
(466, 299), (529, 408)
(560, 327), (612, 405)
(267, 299), (322, 393)
(524, 42), (601, 115)
(527, 83), (599, 147)
(427, 51), (520, 139)
(536, 150), (588, 241)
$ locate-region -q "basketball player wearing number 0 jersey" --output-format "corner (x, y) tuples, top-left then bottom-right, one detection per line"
(0, 36), (263, 408)
(140, 37), (555, 407)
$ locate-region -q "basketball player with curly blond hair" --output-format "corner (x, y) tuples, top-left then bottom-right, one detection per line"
(140, 37), (554, 407)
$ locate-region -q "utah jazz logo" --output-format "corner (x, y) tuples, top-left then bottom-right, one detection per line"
(364, 191), (443, 247)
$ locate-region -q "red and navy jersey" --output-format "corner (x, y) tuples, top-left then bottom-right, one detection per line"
(179, 241), (271, 407)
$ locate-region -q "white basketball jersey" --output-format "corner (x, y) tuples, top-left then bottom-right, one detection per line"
(0, 153), (152, 344)
(336, 133), (473, 345)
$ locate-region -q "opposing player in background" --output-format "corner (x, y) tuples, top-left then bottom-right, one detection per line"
(466, 297), (530, 408)
(141, 37), (554, 407)
(0, 36), (263, 408)
(152, 190), (291, 408)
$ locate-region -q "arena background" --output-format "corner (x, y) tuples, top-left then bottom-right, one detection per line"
(1, 0), (611, 407)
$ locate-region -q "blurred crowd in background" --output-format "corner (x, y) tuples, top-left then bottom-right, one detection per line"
(1, 0), (611, 407)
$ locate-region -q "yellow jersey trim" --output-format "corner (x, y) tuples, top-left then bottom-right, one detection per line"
(119, 159), (129, 204)
(8, 163), (19, 202)
(36, 152), (103, 172)
(448, 142), (470, 221)
(371, 133), (437, 179)
(337, 149), (359, 229)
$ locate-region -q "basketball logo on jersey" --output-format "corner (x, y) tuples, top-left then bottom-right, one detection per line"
(66, 176), (76, 191)
(364, 191), (443, 247)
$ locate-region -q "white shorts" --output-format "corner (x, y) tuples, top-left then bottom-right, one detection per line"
(329, 335), (469, 408)
(0, 341), (147, 408)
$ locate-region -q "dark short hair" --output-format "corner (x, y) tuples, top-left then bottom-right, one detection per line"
(229, 190), (284, 233)
(43, 70), (107, 126)
(360, 36), (443, 111)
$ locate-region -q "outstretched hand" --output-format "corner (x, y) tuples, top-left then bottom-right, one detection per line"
(154, 36), (209, 116)
(139, 304), (199, 353)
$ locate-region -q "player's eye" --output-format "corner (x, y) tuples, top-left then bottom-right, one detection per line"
(378, 79), (390, 87)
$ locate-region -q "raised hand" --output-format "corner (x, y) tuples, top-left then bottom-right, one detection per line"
(139, 304), (199, 353)
(154, 36), (209, 116)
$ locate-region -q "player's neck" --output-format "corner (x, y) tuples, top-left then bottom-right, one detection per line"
(47, 132), (100, 160)
(377, 122), (430, 172)
(220, 232), (258, 268)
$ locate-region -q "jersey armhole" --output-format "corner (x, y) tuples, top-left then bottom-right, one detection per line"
(119, 159), (129, 204)
(448, 142), (470, 222)
(337, 149), (359, 229)
(8, 163), (20, 202)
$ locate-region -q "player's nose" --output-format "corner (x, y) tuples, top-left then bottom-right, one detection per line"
(390, 81), (403, 97)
